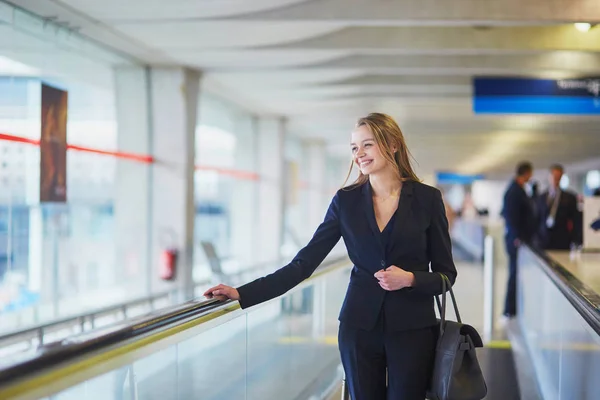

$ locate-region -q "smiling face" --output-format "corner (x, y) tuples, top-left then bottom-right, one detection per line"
(342, 113), (420, 188)
(351, 124), (392, 176)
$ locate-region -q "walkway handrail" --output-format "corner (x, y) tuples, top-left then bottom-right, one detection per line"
(0, 256), (350, 400)
(525, 245), (600, 335)
(0, 258), (283, 349)
(0, 291), (172, 346)
(0, 297), (231, 384)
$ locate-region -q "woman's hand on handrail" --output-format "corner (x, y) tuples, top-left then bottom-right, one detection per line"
(203, 284), (240, 301)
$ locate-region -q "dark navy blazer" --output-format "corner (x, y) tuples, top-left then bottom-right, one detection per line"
(237, 180), (457, 332)
(502, 180), (535, 242)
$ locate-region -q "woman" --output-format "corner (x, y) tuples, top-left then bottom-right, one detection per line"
(204, 113), (457, 400)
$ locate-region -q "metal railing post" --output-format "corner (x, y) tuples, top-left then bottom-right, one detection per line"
(483, 235), (495, 343)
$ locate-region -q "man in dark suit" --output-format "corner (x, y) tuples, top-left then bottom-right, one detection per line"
(501, 161), (535, 318)
(535, 164), (580, 250)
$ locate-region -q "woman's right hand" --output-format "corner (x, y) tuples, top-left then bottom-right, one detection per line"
(203, 284), (240, 301)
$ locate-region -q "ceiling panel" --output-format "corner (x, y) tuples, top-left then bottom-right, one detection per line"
(228, 0), (600, 24)
(170, 50), (350, 69)
(57, 0), (313, 20)
(301, 53), (600, 73)
(113, 22), (342, 48)
(264, 26), (600, 52)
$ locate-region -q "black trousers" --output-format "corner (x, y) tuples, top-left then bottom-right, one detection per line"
(338, 312), (436, 400)
(503, 235), (518, 316)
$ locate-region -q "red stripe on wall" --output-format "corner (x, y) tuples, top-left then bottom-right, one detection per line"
(195, 165), (260, 181)
(0, 133), (40, 146)
(1, 133), (259, 180)
(66, 144), (154, 163)
(0, 132), (153, 163)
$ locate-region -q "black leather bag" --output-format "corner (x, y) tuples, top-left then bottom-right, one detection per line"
(427, 274), (487, 400)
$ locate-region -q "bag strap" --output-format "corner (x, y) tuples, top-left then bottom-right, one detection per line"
(443, 274), (462, 324)
(434, 273), (462, 336)
(435, 275), (447, 337)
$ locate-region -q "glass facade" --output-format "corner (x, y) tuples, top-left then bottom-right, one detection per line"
(0, 8), (147, 330)
(193, 93), (260, 282)
(0, 3), (343, 336)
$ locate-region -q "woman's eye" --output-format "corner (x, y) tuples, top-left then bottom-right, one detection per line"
(351, 147), (357, 153)
(365, 143), (372, 147)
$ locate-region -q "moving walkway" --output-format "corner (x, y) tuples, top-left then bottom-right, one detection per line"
(0, 243), (598, 399)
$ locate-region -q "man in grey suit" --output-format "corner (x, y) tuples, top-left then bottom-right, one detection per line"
(535, 164), (579, 250)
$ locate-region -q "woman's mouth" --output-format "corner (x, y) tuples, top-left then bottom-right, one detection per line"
(359, 160), (373, 168)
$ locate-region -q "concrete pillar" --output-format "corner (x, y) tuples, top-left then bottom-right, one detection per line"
(282, 135), (306, 250)
(230, 116), (259, 268)
(23, 79), (43, 295)
(149, 68), (200, 299)
(115, 67), (200, 300)
(114, 66), (152, 296)
(256, 118), (286, 265)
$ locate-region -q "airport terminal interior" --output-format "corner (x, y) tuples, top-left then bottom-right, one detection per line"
(1, 0), (600, 399)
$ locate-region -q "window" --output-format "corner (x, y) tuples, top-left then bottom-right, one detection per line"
(194, 93), (258, 281)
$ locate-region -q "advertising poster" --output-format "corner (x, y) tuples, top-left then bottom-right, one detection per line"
(583, 197), (600, 251)
(40, 83), (68, 202)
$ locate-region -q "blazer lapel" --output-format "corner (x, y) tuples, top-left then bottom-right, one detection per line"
(362, 182), (384, 250)
(390, 180), (414, 249)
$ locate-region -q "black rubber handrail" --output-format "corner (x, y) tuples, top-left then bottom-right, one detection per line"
(525, 245), (600, 336)
(0, 297), (229, 385)
(0, 256), (348, 387)
(0, 257), (284, 345)
(0, 291), (171, 342)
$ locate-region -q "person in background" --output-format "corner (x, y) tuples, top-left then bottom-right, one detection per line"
(535, 164), (579, 250)
(501, 161), (535, 318)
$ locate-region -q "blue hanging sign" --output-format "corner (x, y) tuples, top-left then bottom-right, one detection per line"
(436, 172), (485, 185)
(473, 77), (600, 115)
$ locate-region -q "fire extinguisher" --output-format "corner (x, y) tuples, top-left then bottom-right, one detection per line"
(159, 229), (178, 281)
(160, 247), (178, 281)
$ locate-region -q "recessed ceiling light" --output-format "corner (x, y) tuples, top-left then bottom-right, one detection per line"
(574, 22), (592, 32)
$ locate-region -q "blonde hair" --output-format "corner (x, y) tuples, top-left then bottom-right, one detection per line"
(343, 113), (420, 188)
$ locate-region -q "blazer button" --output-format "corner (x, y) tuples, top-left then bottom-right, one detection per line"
(380, 260), (385, 267)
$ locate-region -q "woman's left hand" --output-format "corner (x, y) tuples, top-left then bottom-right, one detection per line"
(374, 265), (415, 291)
